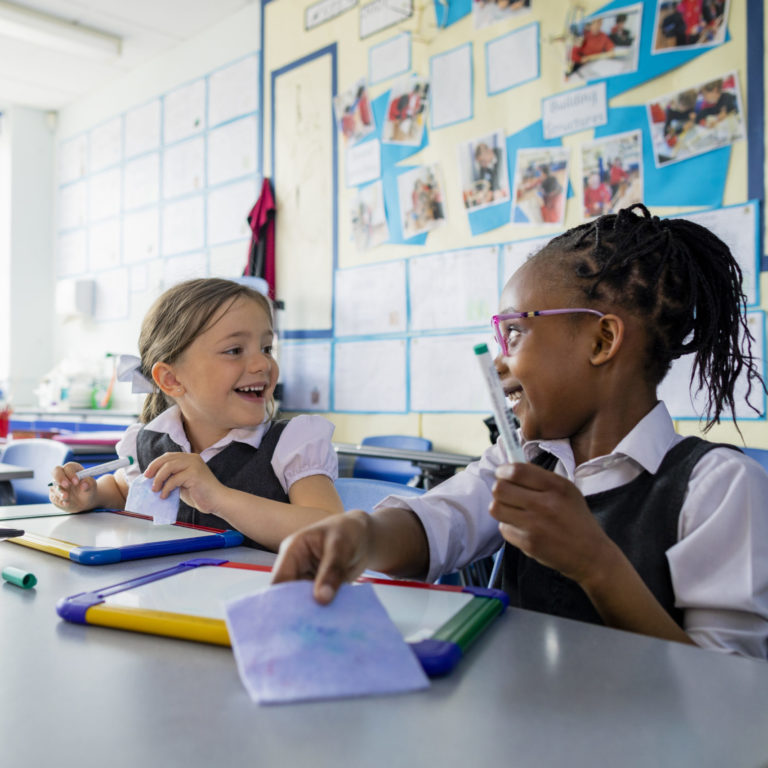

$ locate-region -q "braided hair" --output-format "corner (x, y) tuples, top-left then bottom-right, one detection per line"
(534, 203), (765, 431)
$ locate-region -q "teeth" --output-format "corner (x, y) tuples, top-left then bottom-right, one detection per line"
(238, 385), (265, 393)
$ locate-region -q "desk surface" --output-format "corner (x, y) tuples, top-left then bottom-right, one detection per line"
(0, 462), (33, 480)
(2, 534), (767, 768)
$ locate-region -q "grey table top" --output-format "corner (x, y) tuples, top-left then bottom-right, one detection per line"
(0, 462), (33, 480)
(2, 539), (767, 768)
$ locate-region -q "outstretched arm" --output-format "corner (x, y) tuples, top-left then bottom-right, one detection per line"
(271, 506), (430, 603)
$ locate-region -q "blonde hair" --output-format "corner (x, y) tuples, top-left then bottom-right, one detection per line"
(138, 278), (274, 423)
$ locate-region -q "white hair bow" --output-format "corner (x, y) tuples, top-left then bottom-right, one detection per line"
(116, 354), (155, 394)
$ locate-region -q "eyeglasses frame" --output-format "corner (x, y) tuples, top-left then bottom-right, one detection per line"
(492, 308), (606, 357)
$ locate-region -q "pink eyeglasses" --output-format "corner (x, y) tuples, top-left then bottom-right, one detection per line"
(492, 308), (605, 357)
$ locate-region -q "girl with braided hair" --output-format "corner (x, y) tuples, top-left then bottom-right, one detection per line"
(273, 204), (768, 659)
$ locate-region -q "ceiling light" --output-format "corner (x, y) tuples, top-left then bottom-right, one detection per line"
(0, 1), (121, 59)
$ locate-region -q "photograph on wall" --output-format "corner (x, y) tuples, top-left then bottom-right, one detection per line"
(647, 71), (744, 168)
(511, 147), (569, 226)
(580, 129), (643, 219)
(652, 0), (730, 53)
(564, 4), (642, 84)
(382, 74), (429, 145)
(333, 77), (375, 146)
(458, 130), (510, 211)
(473, 0), (530, 30)
(350, 180), (389, 251)
(397, 164), (446, 237)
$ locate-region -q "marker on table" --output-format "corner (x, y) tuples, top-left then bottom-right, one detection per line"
(48, 456), (134, 487)
(0, 528), (24, 540)
(473, 343), (525, 463)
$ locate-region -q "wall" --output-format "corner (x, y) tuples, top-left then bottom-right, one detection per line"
(49, 3), (264, 413)
(261, 0), (767, 455)
(4, 106), (56, 403)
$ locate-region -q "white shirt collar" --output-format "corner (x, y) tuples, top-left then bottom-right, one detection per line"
(144, 404), (271, 453)
(522, 401), (679, 477)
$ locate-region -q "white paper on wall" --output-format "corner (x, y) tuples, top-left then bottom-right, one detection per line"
(208, 116), (258, 187)
(409, 247), (499, 331)
(334, 339), (407, 412)
(162, 196), (205, 256)
(208, 55), (259, 127)
(335, 261), (406, 336)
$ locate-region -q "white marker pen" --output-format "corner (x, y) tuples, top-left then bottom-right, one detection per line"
(474, 343), (524, 463)
(49, 456), (134, 486)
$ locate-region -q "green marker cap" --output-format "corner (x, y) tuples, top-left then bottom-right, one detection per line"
(474, 343), (489, 355)
(2, 566), (37, 589)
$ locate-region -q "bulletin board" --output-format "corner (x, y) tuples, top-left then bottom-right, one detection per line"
(262, 0), (768, 444)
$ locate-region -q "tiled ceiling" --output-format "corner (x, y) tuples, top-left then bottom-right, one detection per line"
(0, 0), (255, 110)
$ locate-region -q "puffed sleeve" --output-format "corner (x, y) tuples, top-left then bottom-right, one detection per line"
(270, 415), (338, 493)
(115, 423), (142, 485)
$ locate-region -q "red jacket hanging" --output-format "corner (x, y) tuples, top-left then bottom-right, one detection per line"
(244, 177), (276, 300)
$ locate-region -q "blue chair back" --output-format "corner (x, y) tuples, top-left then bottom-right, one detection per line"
(1, 439), (73, 504)
(352, 435), (433, 485)
(743, 447), (768, 474)
(335, 477), (425, 512)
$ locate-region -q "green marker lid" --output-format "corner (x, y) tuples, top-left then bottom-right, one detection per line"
(474, 343), (489, 355)
(2, 566), (37, 589)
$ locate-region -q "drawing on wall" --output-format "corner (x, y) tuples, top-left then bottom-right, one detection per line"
(350, 180), (389, 251)
(511, 147), (569, 226)
(647, 71), (744, 168)
(397, 164), (446, 237)
(382, 74), (429, 145)
(652, 0), (730, 53)
(473, 0), (530, 30)
(580, 129), (643, 219)
(458, 130), (510, 211)
(333, 77), (375, 145)
(565, 4), (642, 84)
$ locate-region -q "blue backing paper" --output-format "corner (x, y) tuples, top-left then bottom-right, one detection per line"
(434, 0), (471, 28)
(595, 106), (730, 208)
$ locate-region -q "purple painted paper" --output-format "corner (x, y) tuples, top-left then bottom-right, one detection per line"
(225, 581), (430, 704)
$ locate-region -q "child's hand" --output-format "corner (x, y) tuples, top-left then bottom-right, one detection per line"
(143, 452), (224, 516)
(489, 462), (619, 587)
(271, 511), (372, 604)
(49, 462), (98, 513)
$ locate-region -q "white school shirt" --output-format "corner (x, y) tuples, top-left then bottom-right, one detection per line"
(115, 406), (338, 494)
(376, 402), (768, 659)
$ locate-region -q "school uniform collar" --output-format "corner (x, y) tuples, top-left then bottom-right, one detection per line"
(522, 401), (679, 478)
(144, 404), (271, 453)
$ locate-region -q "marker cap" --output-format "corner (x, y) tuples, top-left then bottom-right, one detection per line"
(2, 566), (37, 589)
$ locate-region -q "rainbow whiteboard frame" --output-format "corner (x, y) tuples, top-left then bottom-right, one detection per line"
(56, 558), (508, 677)
(7, 510), (243, 565)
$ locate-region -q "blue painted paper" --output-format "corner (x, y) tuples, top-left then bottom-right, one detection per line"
(433, 0), (471, 28)
(225, 581), (430, 704)
(594, 106), (729, 208)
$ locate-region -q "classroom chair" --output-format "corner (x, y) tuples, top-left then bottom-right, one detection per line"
(335, 477), (425, 513)
(1, 438), (72, 504)
(352, 435), (433, 486)
(743, 447), (768, 474)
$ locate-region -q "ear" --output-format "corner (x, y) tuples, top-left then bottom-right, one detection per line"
(151, 362), (184, 397)
(589, 314), (624, 367)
